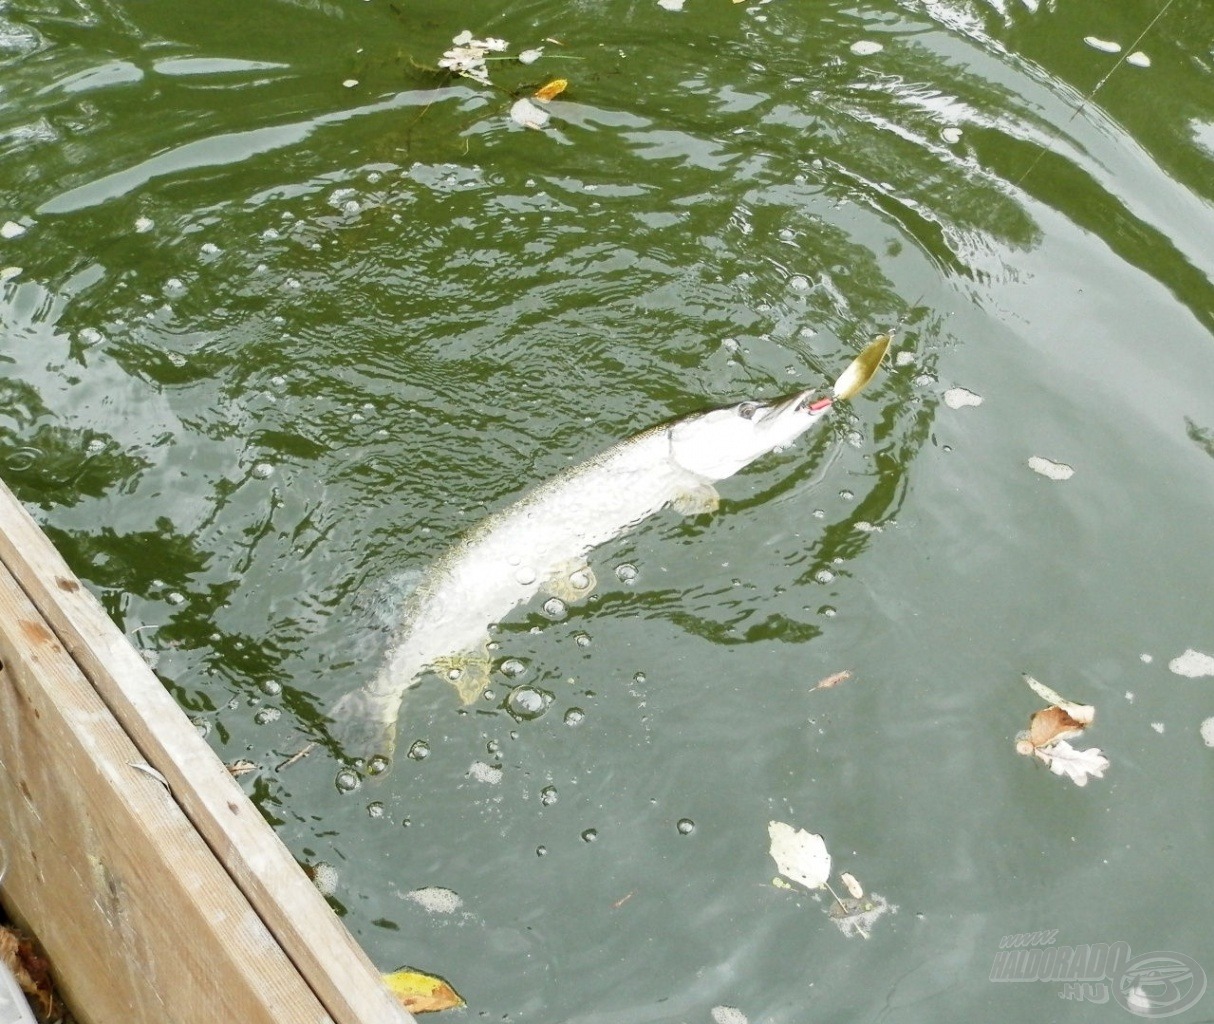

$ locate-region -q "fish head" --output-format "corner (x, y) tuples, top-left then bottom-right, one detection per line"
(667, 389), (831, 481)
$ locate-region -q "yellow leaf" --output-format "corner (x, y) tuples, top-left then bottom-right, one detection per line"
(533, 78), (568, 103)
(382, 968), (465, 1014)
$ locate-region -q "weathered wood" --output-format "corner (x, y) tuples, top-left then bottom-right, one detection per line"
(0, 478), (412, 1024)
(0, 558), (330, 1024)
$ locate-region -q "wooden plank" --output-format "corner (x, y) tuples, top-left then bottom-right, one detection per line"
(0, 558), (330, 1024)
(0, 479), (412, 1024)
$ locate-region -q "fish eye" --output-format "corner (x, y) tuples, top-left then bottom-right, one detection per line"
(737, 402), (761, 420)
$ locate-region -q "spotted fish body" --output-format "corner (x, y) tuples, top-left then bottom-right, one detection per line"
(328, 336), (890, 759)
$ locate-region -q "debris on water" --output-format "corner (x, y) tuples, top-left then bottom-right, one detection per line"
(439, 30), (509, 86)
(840, 871), (864, 899)
(849, 40), (883, 56)
(768, 821), (830, 889)
(310, 861), (339, 896)
(342, 78), (358, 88)
(1150, 722), (1165, 734)
(1201, 718), (1214, 747)
(135, 216), (154, 233)
(383, 967), (465, 1014)
(533, 78), (567, 103)
(943, 387), (983, 409)
(1140, 653), (1153, 664)
(405, 886), (463, 914)
(658, 0), (685, 10)
(711, 1007), (748, 1024)
(829, 891), (894, 939)
(812, 670), (852, 691)
(1126, 51), (1151, 68)
(1015, 677), (1108, 787)
(510, 97), (550, 130)
(519, 47), (543, 65)
(941, 126), (963, 144)
(0, 221), (26, 239)
(468, 760), (503, 784)
(1027, 455), (1074, 480)
(1168, 649), (1214, 678)
(1083, 36), (1122, 53)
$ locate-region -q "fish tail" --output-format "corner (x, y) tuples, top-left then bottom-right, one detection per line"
(326, 686), (402, 763)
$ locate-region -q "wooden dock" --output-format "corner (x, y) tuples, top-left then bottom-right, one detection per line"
(0, 478), (414, 1024)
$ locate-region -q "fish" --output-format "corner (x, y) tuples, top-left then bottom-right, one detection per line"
(327, 334), (891, 760)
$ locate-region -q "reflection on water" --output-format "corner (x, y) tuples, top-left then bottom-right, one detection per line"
(2, 0), (1213, 1020)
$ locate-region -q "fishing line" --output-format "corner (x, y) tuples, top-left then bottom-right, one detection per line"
(1012, 0), (1177, 192)
(875, 0), (1175, 341)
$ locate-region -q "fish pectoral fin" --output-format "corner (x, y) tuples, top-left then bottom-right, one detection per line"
(433, 654), (493, 705)
(545, 561), (597, 602)
(672, 483), (720, 517)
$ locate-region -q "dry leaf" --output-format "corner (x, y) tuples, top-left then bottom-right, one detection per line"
(0, 925), (57, 1020)
(1023, 676), (1094, 726)
(1033, 741), (1110, 787)
(812, 670), (851, 691)
(383, 968), (465, 1013)
(768, 820), (831, 890)
(1025, 705), (1087, 748)
(533, 78), (567, 103)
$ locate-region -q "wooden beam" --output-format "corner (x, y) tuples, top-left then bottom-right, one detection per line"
(0, 479), (412, 1024)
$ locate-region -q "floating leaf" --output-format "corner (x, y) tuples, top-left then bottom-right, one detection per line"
(533, 78), (567, 103)
(383, 968), (465, 1014)
(518, 48), (543, 65)
(840, 871), (864, 899)
(1025, 705), (1087, 749)
(1023, 675), (1094, 726)
(510, 97), (550, 129)
(1033, 740), (1110, 787)
(768, 821), (830, 889)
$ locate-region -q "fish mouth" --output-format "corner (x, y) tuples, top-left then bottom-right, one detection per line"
(773, 390), (832, 417)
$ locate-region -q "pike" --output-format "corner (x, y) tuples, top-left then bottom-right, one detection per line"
(327, 335), (890, 760)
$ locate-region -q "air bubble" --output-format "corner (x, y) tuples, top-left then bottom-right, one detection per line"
(541, 786), (558, 806)
(634, 672), (647, 684)
(676, 818), (695, 835)
(569, 569), (592, 591)
(500, 658), (527, 678)
(564, 707), (585, 726)
(335, 768), (360, 793)
(254, 707), (280, 725)
(536, 845), (548, 856)
(515, 567), (538, 585)
(506, 685), (553, 721)
(581, 828), (598, 843)
(575, 633), (591, 648)
(407, 740), (431, 760)
(839, 489), (854, 501)
(251, 462), (274, 479)
(789, 275), (810, 292)
(814, 569), (835, 584)
(164, 278), (186, 297)
(543, 597), (567, 620)
(260, 680), (282, 696)
(135, 216), (155, 233)
(78, 327), (105, 347)
(367, 801), (385, 819)
(367, 755), (390, 775)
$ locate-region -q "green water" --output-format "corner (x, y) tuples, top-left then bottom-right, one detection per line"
(2, 0), (1213, 1020)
